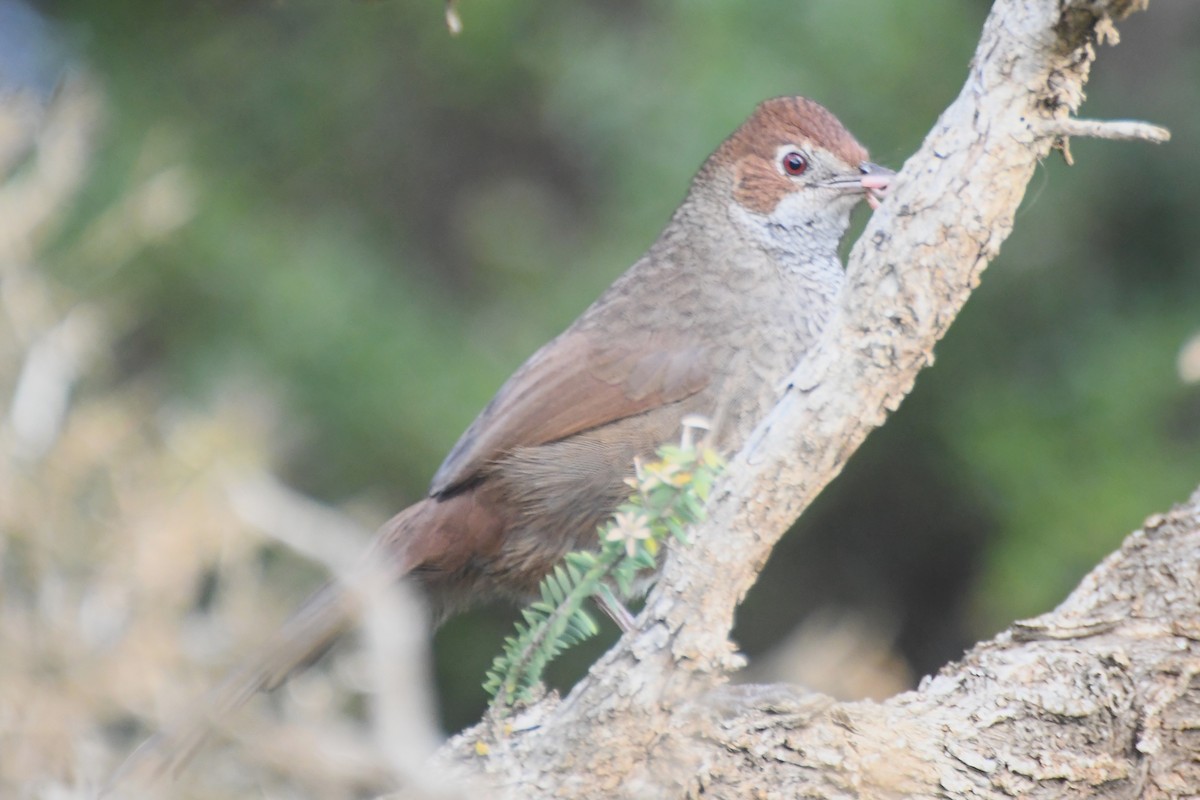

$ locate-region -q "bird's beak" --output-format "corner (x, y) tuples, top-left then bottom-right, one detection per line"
(859, 161), (893, 210)
(823, 161), (894, 210)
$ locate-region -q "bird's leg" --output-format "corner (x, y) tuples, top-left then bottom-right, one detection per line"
(593, 585), (637, 632)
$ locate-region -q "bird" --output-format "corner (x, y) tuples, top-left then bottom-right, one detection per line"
(389, 96), (891, 621)
(113, 95), (891, 783)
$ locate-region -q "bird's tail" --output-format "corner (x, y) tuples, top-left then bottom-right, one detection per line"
(104, 582), (356, 794)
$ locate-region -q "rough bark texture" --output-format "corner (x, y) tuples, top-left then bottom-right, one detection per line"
(425, 1), (1190, 797)
(685, 491), (1200, 799)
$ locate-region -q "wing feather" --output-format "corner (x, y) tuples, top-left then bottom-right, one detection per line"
(429, 330), (709, 496)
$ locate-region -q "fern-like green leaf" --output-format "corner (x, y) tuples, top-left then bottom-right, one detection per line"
(484, 442), (724, 709)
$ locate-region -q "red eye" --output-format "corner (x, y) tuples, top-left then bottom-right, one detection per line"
(781, 151), (808, 176)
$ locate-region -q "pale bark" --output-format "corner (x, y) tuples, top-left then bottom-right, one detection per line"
(425, 0), (1194, 798)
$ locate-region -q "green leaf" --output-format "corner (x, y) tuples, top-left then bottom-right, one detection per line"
(485, 441), (724, 709)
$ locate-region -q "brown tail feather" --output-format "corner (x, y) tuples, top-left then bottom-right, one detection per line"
(104, 583), (355, 794)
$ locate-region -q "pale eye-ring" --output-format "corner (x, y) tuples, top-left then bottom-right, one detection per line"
(781, 151), (808, 176)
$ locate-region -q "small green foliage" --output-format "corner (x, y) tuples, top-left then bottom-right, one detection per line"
(483, 440), (725, 709)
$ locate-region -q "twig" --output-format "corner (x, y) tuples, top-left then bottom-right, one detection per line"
(445, 0), (463, 36)
(1038, 117), (1170, 144)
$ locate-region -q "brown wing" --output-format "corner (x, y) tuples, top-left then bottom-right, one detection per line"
(429, 329), (710, 497)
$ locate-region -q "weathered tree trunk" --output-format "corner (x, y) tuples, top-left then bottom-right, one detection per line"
(426, 1), (1196, 797)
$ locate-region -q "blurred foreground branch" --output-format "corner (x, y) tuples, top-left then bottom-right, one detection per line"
(223, 472), (450, 795)
(0, 62), (400, 800)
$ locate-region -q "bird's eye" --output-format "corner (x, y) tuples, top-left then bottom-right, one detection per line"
(781, 151), (808, 176)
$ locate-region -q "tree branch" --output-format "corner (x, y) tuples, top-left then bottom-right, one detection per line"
(1037, 116), (1170, 143)
(682, 487), (1200, 798)
(426, 0), (1183, 796)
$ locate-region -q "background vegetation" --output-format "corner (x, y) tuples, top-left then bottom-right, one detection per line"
(3, 1), (1198, 796)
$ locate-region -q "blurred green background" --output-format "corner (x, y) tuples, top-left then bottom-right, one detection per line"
(28, 0), (1200, 730)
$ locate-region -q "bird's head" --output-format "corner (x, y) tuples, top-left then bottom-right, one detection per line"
(702, 96), (891, 261)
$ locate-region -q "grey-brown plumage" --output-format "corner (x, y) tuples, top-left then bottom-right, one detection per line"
(390, 96), (886, 619)
(111, 96), (890, 786)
